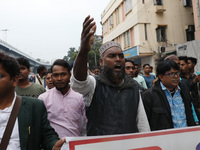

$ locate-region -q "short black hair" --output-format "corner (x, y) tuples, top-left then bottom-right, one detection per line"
(125, 59), (134, 66)
(143, 64), (150, 69)
(156, 60), (180, 77)
(0, 52), (20, 78)
(17, 57), (30, 69)
(37, 65), (46, 73)
(188, 57), (197, 65)
(51, 59), (71, 73)
(93, 66), (101, 70)
(46, 68), (52, 74)
(178, 56), (188, 64)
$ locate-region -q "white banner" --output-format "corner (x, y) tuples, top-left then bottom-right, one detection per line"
(62, 126), (200, 150)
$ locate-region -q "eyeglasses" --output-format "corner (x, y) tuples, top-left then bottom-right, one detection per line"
(125, 66), (135, 70)
(0, 73), (10, 79)
(165, 72), (180, 77)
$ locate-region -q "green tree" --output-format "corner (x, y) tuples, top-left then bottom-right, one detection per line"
(88, 35), (102, 69)
(63, 35), (102, 69)
(63, 47), (78, 65)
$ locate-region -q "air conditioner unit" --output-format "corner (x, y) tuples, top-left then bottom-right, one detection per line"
(158, 46), (166, 53)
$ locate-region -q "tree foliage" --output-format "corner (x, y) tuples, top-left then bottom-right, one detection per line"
(88, 36), (102, 69)
(63, 35), (102, 69)
(63, 47), (78, 65)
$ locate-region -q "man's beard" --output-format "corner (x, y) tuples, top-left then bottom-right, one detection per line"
(180, 69), (187, 75)
(54, 81), (70, 91)
(134, 71), (139, 77)
(55, 85), (68, 91)
(103, 65), (125, 85)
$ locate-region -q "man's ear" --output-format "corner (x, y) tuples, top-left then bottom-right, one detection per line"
(69, 72), (71, 78)
(158, 74), (163, 81)
(13, 75), (19, 87)
(28, 68), (31, 74)
(99, 58), (103, 67)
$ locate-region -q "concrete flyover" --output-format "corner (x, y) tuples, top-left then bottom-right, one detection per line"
(0, 39), (51, 73)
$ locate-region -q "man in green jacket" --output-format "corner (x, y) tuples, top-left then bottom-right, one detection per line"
(0, 52), (65, 150)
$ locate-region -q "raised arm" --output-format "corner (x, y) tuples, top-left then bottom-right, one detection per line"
(73, 15), (96, 81)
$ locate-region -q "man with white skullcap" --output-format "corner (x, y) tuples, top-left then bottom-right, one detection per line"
(71, 16), (150, 136)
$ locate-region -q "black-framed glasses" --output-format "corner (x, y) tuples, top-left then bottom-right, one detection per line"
(165, 72), (180, 77)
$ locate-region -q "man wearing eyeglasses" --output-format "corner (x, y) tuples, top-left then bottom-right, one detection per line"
(38, 59), (87, 138)
(141, 60), (196, 131)
(0, 52), (65, 150)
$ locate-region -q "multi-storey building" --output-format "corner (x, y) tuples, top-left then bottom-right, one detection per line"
(101, 0), (194, 68)
(192, 0), (200, 39)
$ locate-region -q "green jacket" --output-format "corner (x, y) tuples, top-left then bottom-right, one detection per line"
(18, 96), (59, 150)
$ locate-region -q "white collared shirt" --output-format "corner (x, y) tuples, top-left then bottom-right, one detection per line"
(0, 93), (20, 150)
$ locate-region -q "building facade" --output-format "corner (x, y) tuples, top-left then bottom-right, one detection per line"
(101, 0), (194, 68)
(192, 0), (200, 39)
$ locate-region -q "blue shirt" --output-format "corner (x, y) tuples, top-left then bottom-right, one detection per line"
(160, 82), (187, 128)
(142, 74), (155, 88)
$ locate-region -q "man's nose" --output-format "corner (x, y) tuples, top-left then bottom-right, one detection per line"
(116, 55), (123, 61)
(116, 55), (120, 60)
(57, 75), (62, 80)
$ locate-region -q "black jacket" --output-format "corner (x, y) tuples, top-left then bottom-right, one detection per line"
(141, 80), (195, 131)
(87, 72), (140, 136)
(181, 73), (200, 111)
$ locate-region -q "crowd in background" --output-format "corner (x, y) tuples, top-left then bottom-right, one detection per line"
(1, 15), (200, 150)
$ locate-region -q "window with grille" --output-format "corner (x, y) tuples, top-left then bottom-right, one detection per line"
(153, 0), (163, 5)
(125, 0), (132, 13)
(156, 26), (167, 42)
(109, 14), (114, 28)
(186, 25), (194, 41)
(124, 30), (130, 47)
(183, 0), (192, 7)
(115, 7), (120, 25)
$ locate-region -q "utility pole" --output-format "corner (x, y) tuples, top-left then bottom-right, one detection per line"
(0, 29), (9, 42)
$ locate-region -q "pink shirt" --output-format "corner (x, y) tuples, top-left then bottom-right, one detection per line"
(38, 87), (87, 138)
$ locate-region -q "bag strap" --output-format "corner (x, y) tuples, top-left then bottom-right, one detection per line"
(0, 96), (22, 150)
(36, 75), (43, 85)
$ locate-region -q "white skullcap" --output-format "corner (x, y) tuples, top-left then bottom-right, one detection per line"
(99, 41), (122, 57)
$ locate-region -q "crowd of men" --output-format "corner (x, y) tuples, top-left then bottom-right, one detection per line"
(1, 15), (200, 149)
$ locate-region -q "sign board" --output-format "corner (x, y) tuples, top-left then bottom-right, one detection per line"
(176, 39), (200, 72)
(61, 126), (200, 150)
(123, 46), (139, 58)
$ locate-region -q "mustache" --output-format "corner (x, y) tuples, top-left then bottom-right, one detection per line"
(103, 65), (125, 84)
